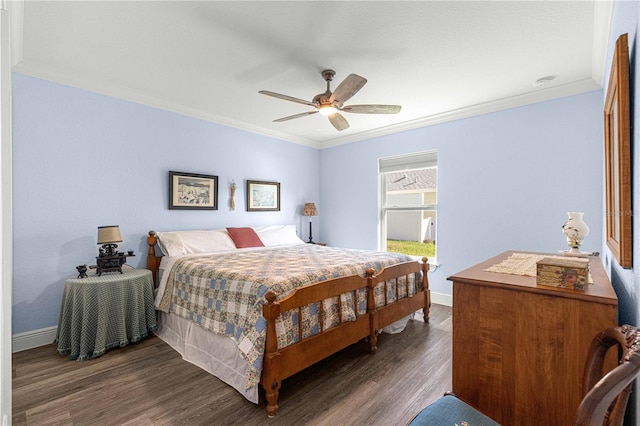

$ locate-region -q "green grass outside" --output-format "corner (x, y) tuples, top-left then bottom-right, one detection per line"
(387, 239), (436, 258)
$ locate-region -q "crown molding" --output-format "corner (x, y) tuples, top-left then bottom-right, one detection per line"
(591, 0), (614, 87)
(12, 66), (600, 151)
(317, 78), (601, 149)
(12, 64), (321, 149)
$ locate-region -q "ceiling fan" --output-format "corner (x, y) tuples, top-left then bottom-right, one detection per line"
(259, 69), (401, 131)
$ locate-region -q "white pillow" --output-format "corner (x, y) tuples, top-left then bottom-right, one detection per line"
(156, 232), (185, 256)
(254, 225), (305, 247)
(156, 229), (237, 256)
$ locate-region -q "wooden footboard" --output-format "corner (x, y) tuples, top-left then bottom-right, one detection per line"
(373, 258), (431, 331)
(261, 258), (429, 417)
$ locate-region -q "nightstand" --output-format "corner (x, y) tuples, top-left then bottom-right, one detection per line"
(55, 268), (157, 360)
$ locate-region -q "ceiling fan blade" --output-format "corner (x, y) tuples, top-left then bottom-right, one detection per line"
(329, 74), (367, 106)
(328, 113), (349, 131)
(341, 104), (402, 114)
(273, 111), (318, 122)
(259, 90), (318, 108)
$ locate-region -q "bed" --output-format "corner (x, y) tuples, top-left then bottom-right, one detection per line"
(146, 225), (430, 416)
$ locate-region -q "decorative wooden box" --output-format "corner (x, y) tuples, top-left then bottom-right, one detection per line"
(536, 257), (589, 290)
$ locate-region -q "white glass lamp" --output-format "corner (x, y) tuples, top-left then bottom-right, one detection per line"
(562, 212), (590, 255)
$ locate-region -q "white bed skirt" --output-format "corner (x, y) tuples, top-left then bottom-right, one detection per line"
(154, 312), (260, 403)
(153, 311), (414, 404)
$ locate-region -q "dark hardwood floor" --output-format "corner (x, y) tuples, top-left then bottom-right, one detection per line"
(13, 304), (451, 426)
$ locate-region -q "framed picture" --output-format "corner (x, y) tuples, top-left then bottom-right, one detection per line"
(604, 33), (632, 268)
(169, 171), (218, 210)
(246, 180), (280, 211)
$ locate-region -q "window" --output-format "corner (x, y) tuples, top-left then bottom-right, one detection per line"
(379, 151), (437, 262)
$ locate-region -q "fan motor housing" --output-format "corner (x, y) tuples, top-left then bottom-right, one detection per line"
(312, 92), (333, 107)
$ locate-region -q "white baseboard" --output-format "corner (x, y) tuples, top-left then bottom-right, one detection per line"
(431, 291), (452, 307)
(12, 326), (57, 353)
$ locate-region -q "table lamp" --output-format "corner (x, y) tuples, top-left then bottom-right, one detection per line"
(97, 225), (122, 257)
(95, 225), (134, 275)
(302, 203), (318, 244)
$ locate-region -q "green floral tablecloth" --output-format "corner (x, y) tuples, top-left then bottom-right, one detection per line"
(55, 268), (157, 360)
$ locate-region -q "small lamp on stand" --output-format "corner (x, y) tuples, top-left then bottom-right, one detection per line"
(97, 225), (122, 257)
(302, 202), (318, 244)
(95, 225), (132, 275)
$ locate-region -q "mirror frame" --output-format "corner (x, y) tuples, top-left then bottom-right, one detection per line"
(604, 33), (632, 268)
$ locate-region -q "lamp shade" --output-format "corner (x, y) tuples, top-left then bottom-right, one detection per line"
(302, 203), (318, 217)
(97, 225), (122, 245)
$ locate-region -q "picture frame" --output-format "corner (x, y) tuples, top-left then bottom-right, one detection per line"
(246, 180), (280, 211)
(168, 171), (218, 210)
(604, 33), (632, 268)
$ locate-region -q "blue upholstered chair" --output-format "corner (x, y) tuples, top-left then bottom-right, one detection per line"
(408, 391), (499, 425)
(409, 325), (640, 426)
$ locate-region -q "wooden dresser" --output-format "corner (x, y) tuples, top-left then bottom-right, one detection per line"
(448, 251), (618, 426)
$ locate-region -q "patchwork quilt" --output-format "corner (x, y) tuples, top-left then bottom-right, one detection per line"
(156, 244), (419, 390)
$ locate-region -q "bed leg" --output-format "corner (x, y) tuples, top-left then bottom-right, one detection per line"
(366, 268), (378, 354)
(264, 378), (280, 417)
(421, 288), (431, 323)
(421, 257), (431, 323)
(263, 291), (282, 417)
(369, 311), (378, 354)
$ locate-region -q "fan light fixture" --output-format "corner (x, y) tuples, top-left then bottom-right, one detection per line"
(319, 105), (337, 116)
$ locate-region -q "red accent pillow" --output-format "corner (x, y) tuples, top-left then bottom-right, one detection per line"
(226, 227), (265, 248)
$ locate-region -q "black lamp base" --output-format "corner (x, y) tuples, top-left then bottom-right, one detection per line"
(99, 243), (119, 257)
(307, 221), (315, 244)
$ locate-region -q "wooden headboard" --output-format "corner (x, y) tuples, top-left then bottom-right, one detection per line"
(146, 230), (163, 287)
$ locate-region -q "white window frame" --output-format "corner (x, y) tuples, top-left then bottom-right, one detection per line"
(378, 151), (437, 264)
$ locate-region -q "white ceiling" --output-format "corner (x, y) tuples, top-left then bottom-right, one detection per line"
(9, 1), (613, 149)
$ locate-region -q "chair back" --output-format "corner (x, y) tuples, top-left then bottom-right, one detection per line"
(576, 325), (640, 426)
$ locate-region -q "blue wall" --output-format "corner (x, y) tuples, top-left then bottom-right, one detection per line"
(320, 91), (604, 296)
(13, 51), (637, 336)
(11, 73), (320, 333)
